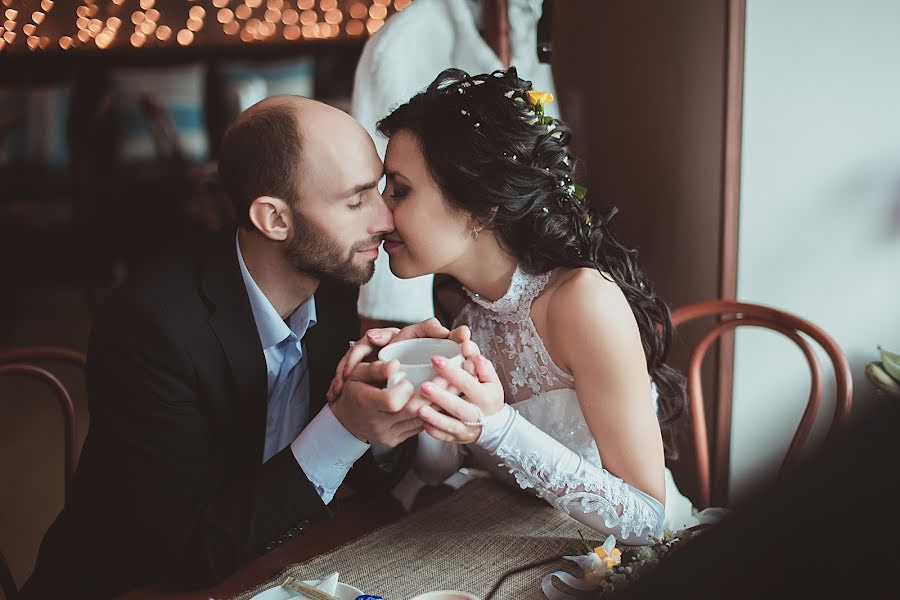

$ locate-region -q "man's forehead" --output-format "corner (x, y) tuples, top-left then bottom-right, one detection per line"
(332, 156), (385, 197)
(339, 166), (386, 197)
(303, 132), (383, 197)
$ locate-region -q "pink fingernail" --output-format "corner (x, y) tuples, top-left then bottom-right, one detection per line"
(368, 331), (383, 339)
(431, 356), (446, 368)
(421, 382), (434, 395)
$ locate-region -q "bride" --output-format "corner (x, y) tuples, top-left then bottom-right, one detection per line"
(331, 67), (705, 544)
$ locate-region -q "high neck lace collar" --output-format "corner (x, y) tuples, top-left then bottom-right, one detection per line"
(463, 266), (551, 317)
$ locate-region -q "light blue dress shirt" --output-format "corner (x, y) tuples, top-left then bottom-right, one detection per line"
(236, 233), (369, 503)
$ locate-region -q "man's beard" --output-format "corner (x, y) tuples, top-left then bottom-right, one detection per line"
(283, 206), (379, 285)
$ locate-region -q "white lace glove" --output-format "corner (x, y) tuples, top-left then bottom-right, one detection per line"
(477, 404), (665, 544)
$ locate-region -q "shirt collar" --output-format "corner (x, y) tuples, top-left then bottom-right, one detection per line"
(236, 231), (317, 350)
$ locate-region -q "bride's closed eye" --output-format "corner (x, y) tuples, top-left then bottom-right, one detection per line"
(391, 185), (409, 200)
(389, 185), (410, 200)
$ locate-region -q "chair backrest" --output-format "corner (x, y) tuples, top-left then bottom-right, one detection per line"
(0, 346), (86, 600)
(671, 300), (853, 508)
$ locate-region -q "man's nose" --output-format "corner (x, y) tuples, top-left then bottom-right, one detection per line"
(370, 192), (394, 235)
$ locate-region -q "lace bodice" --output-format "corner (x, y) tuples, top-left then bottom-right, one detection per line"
(454, 266), (574, 403)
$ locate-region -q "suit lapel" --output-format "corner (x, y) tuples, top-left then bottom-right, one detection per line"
(199, 234), (360, 457)
(306, 277), (360, 416)
(201, 234), (268, 463)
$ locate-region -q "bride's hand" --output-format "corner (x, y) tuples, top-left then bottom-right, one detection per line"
(326, 319), (472, 402)
(416, 353), (504, 445)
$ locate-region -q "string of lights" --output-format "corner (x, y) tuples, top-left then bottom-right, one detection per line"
(0, 0), (411, 53)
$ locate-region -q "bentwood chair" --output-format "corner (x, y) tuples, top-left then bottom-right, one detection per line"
(671, 300), (852, 508)
(0, 346), (86, 600)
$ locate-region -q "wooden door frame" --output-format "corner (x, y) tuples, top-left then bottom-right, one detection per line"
(713, 0), (746, 506)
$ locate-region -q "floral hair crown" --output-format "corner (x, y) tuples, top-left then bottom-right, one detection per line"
(456, 78), (592, 233)
(516, 88), (590, 222)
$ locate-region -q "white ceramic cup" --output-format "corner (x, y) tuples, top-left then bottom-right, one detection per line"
(377, 338), (464, 390)
(407, 591), (481, 600)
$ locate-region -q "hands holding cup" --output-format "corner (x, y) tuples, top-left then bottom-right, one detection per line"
(376, 338), (465, 389)
(415, 349), (505, 445)
(327, 318), (504, 447)
(328, 359), (427, 447)
(327, 318), (471, 401)
(327, 318), (470, 447)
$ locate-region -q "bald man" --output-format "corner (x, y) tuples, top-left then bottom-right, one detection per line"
(21, 97), (464, 599)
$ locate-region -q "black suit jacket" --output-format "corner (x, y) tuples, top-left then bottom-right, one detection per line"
(21, 232), (409, 599)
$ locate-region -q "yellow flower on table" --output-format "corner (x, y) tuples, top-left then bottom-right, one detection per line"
(565, 535), (622, 581)
(525, 90), (555, 107)
(594, 539), (622, 569)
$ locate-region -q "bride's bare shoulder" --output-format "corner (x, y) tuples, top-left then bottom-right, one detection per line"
(532, 267), (640, 375)
(547, 267), (628, 307)
(544, 267), (637, 337)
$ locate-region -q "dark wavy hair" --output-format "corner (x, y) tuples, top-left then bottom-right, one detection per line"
(377, 67), (686, 430)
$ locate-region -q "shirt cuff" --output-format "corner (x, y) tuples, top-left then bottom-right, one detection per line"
(370, 442), (396, 465)
(291, 404), (370, 504)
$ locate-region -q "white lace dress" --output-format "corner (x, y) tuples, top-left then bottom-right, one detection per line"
(412, 266), (701, 543)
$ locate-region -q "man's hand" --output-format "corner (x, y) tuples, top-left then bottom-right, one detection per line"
(327, 318), (472, 401)
(329, 359), (425, 448)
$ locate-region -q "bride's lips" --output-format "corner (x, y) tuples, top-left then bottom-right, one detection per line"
(383, 237), (404, 253)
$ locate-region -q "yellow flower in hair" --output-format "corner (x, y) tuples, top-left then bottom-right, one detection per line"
(525, 90), (555, 107)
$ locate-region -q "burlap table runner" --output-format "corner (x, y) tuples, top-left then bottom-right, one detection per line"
(229, 478), (590, 600)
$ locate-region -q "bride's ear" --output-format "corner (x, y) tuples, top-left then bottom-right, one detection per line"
(248, 195), (291, 242)
(468, 206), (499, 231)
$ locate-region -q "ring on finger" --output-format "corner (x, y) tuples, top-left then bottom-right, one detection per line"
(461, 405), (486, 427)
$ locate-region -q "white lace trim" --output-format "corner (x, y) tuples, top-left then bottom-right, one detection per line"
(462, 267), (551, 321)
(494, 447), (661, 541)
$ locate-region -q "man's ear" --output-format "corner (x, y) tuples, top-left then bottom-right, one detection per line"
(248, 196), (291, 241)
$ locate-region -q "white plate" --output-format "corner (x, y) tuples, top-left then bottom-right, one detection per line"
(248, 579), (365, 600)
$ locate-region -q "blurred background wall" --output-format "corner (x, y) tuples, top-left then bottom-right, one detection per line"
(731, 0), (900, 501)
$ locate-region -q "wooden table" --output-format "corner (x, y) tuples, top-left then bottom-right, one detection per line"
(116, 486), (453, 600)
(114, 479), (593, 600)
(221, 479), (589, 600)
(115, 494), (401, 600)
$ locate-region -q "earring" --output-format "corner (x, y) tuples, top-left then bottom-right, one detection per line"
(471, 228), (480, 240)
